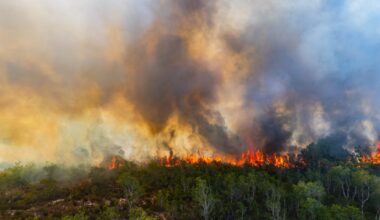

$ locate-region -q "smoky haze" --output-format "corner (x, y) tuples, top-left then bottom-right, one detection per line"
(0, 0), (379, 164)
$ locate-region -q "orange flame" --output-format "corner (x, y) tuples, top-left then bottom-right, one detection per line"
(108, 156), (124, 170)
(161, 149), (292, 168)
(360, 141), (380, 165)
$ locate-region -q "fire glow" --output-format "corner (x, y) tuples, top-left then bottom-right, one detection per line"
(360, 142), (380, 165)
(106, 143), (380, 170)
(107, 156), (124, 170)
(160, 149), (292, 168)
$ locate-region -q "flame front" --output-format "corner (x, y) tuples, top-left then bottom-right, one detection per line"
(161, 148), (291, 168)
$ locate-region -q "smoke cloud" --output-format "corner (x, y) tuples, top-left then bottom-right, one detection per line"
(0, 0), (379, 164)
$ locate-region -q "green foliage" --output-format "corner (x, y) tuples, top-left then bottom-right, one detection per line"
(117, 172), (143, 209)
(327, 204), (364, 220)
(61, 210), (89, 220)
(264, 183), (284, 220)
(193, 177), (215, 220)
(0, 163), (30, 189)
(0, 143), (379, 219)
(301, 198), (323, 220)
(96, 206), (120, 220)
(294, 181), (325, 201)
(156, 189), (170, 209)
(129, 207), (157, 220)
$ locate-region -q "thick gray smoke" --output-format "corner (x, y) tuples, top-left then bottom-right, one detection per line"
(133, 0), (380, 154)
(123, 1), (243, 154)
(235, 0), (380, 153)
(0, 0), (379, 164)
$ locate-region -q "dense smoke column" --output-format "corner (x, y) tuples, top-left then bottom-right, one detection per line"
(123, 0), (243, 154)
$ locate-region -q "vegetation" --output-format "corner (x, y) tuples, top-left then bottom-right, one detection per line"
(0, 145), (379, 220)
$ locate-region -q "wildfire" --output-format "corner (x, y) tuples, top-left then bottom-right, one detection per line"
(360, 142), (380, 165)
(161, 149), (292, 168)
(106, 142), (380, 170)
(108, 156), (124, 170)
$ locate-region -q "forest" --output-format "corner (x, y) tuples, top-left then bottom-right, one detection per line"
(0, 142), (379, 220)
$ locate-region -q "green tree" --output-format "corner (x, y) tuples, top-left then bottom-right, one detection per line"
(294, 181), (325, 201)
(293, 181), (325, 217)
(369, 176), (380, 220)
(328, 204), (363, 220)
(329, 165), (352, 199)
(193, 177), (215, 220)
(129, 207), (157, 220)
(352, 170), (375, 215)
(301, 198), (323, 220)
(96, 206), (120, 220)
(265, 184), (284, 220)
(61, 210), (88, 220)
(117, 173), (143, 209)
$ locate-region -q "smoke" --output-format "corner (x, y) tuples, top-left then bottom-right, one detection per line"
(122, 1), (243, 154)
(0, 0), (380, 164)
